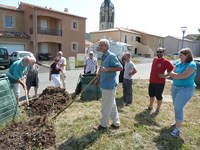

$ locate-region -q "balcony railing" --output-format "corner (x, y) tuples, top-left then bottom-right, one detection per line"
(30, 27), (62, 36)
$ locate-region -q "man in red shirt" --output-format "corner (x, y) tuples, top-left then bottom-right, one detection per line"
(147, 47), (174, 112)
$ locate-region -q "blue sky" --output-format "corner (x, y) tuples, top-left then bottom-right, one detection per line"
(1, 0), (199, 37)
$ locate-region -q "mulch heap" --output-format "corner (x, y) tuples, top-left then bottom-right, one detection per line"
(26, 86), (71, 116)
(0, 86), (71, 150)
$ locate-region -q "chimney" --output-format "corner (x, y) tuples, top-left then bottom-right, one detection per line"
(64, 8), (68, 12)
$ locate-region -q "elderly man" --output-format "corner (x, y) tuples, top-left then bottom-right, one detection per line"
(57, 51), (67, 89)
(7, 56), (31, 105)
(94, 39), (123, 131)
(84, 51), (98, 74)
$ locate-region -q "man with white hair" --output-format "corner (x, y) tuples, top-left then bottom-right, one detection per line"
(7, 56), (31, 105)
(57, 51), (67, 89)
(94, 39), (123, 131)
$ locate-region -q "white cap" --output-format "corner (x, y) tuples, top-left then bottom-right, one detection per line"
(89, 51), (94, 55)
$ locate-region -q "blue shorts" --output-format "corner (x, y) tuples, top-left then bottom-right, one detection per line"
(148, 83), (165, 100)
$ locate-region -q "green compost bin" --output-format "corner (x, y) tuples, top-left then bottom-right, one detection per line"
(0, 73), (19, 124)
(195, 60), (200, 86)
(80, 74), (102, 101)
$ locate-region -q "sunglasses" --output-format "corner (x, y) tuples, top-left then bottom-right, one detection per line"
(157, 51), (163, 53)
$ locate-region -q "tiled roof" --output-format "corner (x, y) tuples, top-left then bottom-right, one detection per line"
(0, 4), (23, 12)
(20, 2), (86, 19)
(0, 31), (30, 39)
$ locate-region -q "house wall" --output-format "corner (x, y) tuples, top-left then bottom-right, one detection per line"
(140, 33), (164, 55)
(164, 36), (200, 56)
(19, 3), (86, 58)
(90, 31), (120, 42)
(0, 8), (24, 32)
(164, 36), (180, 54)
(90, 30), (141, 52)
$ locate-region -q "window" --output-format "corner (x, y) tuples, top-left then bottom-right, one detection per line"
(131, 36), (134, 41)
(71, 42), (78, 52)
(5, 15), (14, 28)
(136, 36), (140, 42)
(72, 21), (78, 30)
(125, 35), (127, 43)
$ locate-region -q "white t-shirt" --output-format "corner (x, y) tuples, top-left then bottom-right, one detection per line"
(123, 60), (136, 80)
(85, 57), (97, 74)
(58, 56), (66, 73)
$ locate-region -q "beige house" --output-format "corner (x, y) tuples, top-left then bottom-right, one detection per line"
(131, 29), (164, 57)
(0, 3), (86, 59)
(90, 27), (141, 53)
(0, 4), (29, 54)
(90, 28), (164, 57)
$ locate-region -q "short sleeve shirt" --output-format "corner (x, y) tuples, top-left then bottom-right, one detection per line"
(173, 61), (196, 87)
(100, 50), (123, 89)
(150, 57), (174, 84)
(58, 57), (66, 72)
(7, 59), (28, 84)
(85, 57), (97, 74)
(123, 61), (136, 80)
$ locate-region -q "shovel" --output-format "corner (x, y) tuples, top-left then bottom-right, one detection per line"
(51, 73), (100, 120)
(24, 88), (29, 106)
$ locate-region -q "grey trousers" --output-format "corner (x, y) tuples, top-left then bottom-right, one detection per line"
(123, 79), (133, 104)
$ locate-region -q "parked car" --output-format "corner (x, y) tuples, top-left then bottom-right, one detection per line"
(0, 47), (10, 69)
(10, 51), (35, 65)
(38, 53), (53, 60)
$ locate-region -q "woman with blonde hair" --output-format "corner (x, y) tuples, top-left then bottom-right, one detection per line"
(169, 48), (197, 137)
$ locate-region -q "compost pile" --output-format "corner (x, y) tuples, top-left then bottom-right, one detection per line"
(0, 117), (55, 150)
(26, 86), (71, 116)
(0, 86), (71, 150)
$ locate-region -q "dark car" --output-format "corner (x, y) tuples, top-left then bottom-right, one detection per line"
(0, 47), (9, 69)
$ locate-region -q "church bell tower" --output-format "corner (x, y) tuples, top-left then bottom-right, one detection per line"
(99, 0), (115, 30)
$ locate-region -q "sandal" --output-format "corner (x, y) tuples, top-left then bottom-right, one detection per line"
(145, 106), (153, 111)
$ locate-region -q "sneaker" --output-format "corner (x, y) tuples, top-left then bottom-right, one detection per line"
(110, 124), (120, 129)
(171, 128), (180, 137)
(93, 125), (107, 131)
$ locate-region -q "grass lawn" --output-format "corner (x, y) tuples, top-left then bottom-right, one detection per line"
(52, 79), (200, 150)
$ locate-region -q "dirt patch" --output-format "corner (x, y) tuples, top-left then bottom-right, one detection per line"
(0, 117), (55, 150)
(0, 86), (72, 150)
(26, 86), (71, 116)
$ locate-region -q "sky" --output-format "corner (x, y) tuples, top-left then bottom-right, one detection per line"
(1, 0), (199, 37)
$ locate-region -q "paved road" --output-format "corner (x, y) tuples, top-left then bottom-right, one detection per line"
(0, 60), (152, 100)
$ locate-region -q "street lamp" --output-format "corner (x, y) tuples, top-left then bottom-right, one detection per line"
(181, 26), (187, 49)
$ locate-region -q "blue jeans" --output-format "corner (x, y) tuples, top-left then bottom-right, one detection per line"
(171, 85), (195, 122)
(123, 79), (133, 104)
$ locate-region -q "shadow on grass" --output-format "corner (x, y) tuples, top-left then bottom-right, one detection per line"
(57, 131), (104, 150)
(134, 109), (160, 127)
(116, 97), (124, 112)
(153, 127), (184, 150)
